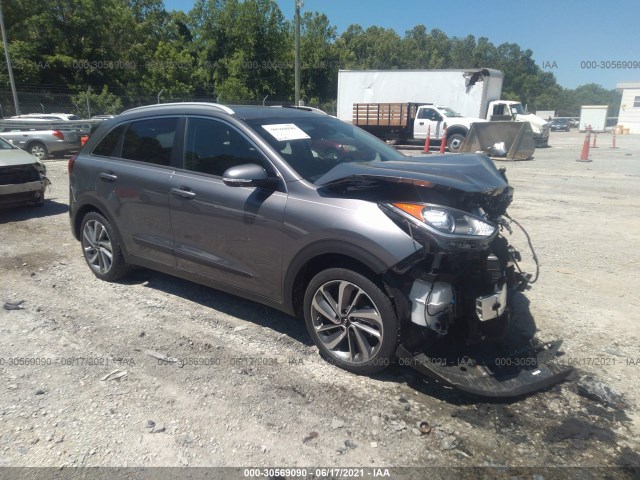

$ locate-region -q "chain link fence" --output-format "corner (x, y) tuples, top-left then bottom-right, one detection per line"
(0, 86), (334, 118)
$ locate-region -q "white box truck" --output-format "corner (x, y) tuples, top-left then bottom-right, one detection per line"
(578, 105), (608, 132)
(337, 69), (550, 147)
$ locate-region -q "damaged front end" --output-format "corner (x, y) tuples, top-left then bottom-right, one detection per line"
(320, 153), (572, 398)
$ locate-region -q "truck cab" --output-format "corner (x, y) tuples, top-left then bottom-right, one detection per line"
(487, 100), (549, 147)
(414, 105), (486, 152)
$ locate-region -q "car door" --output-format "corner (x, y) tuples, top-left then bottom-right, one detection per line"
(169, 116), (286, 301)
(414, 107), (444, 140)
(90, 117), (179, 267)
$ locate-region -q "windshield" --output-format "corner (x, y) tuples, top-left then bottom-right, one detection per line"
(247, 115), (406, 183)
(438, 107), (463, 117)
(510, 104), (525, 115)
(0, 136), (16, 149)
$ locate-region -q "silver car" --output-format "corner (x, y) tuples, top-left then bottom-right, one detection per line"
(0, 136), (49, 207)
(0, 124), (81, 158)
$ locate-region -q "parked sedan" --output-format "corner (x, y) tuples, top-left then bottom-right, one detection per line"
(550, 118), (571, 132)
(8, 113), (82, 121)
(0, 136), (50, 208)
(0, 125), (81, 158)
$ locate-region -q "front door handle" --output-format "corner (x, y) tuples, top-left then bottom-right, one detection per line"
(99, 172), (118, 182)
(171, 187), (197, 199)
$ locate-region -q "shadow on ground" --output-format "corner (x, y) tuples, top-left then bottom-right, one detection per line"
(0, 199), (68, 224)
(119, 267), (565, 406)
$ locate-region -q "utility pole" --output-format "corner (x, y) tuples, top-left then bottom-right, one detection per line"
(294, 0), (303, 106)
(0, 0), (20, 115)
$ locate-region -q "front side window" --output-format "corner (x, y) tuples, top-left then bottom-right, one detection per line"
(492, 104), (506, 116)
(183, 117), (268, 177)
(122, 117), (178, 166)
(0, 137), (15, 149)
(439, 107), (463, 118)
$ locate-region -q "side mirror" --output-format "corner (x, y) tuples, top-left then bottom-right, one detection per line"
(223, 164), (271, 187)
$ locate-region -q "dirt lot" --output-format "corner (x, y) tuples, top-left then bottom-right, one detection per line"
(0, 131), (639, 477)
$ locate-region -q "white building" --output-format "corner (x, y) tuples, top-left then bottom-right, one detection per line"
(616, 82), (640, 134)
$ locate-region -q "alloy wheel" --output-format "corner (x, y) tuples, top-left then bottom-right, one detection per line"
(310, 280), (383, 363)
(82, 219), (114, 275)
(29, 144), (46, 159)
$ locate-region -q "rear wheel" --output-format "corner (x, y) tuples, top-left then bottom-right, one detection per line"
(28, 142), (48, 159)
(81, 212), (130, 281)
(303, 268), (399, 374)
(446, 133), (465, 152)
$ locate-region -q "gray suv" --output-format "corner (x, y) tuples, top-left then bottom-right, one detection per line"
(69, 102), (569, 396)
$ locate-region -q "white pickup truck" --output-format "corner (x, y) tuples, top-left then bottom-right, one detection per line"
(351, 102), (486, 151)
(486, 100), (549, 147)
(339, 69), (550, 148)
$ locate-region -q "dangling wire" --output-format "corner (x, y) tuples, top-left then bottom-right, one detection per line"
(505, 213), (539, 284)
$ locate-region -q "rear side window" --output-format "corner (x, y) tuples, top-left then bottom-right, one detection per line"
(183, 117), (270, 176)
(122, 117), (178, 166)
(92, 125), (125, 157)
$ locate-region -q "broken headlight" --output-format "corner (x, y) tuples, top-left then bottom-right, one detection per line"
(384, 203), (497, 238)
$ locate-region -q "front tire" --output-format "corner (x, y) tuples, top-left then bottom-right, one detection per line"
(80, 212), (130, 281)
(303, 268), (399, 375)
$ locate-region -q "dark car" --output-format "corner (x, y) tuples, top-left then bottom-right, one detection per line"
(550, 118), (571, 132)
(68, 102), (568, 396)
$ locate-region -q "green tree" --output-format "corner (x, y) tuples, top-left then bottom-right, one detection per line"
(71, 85), (122, 116)
(300, 12), (339, 103)
(190, 0), (291, 101)
(338, 25), (402, 69)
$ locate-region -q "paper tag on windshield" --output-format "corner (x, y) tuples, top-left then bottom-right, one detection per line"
(262, 124), (310, 142)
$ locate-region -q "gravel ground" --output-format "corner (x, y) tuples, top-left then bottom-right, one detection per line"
(0, 131), (639, 477)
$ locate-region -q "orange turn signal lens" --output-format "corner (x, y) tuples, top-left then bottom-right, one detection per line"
(392, 203), (425, 221)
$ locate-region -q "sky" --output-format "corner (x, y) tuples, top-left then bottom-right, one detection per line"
(163, 0), (639, 90)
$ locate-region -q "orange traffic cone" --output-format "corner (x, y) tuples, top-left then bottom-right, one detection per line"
(423, 125), (431, 154)
(610, 130), (619, 149)
(577, 130), (592, 162)
(439, 126), (447, 154)
(592, 130), (598, 148)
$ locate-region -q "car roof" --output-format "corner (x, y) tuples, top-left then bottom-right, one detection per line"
(118, 102), (326, 121)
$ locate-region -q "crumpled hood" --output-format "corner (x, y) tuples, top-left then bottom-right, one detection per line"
(316, 153), (511, 195)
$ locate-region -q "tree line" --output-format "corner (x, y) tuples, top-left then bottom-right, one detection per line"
(0, 0), (620, 116)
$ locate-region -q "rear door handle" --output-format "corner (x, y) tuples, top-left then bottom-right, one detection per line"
(419, 122), (424, 125)
(99, 172), (118, 182)
(171, 187), (197, 199)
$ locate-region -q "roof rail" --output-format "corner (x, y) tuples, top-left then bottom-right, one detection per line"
(273, 105), (328, 115)
(121, 102), (235, 115)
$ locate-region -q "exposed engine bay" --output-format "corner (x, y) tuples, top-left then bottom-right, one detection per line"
(320, 154), (571, 397)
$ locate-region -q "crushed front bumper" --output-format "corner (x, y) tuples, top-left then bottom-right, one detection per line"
(397, 340), (572, 399)
(0, 179), (49, 207)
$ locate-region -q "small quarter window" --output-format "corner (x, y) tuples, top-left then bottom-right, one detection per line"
(92, 125), (125, 157)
